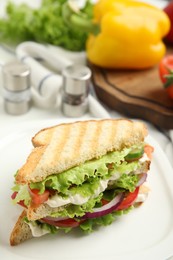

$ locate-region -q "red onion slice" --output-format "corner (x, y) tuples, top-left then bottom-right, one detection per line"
(136, 173), (147, 187)
(82, 193), (124, 219)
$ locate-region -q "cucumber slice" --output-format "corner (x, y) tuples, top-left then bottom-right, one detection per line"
(125, 148), (144, 161)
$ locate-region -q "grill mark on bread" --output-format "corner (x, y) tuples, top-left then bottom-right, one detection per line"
(90, 121), (103, 157)
(56, 123), (88, 165)
(91, 120), (118, 154)
(77, 122), (98, 159)
(98, 120), (115, 152)
(46, 124), (72, 165)
(113, 121), (127, 147)
(95, 121), (104, 152)
(69, 123), (88, 162)
(109, 120), (117, 148)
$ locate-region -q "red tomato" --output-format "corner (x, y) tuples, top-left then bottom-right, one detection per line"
(29, 188), (50, 206)
(159, 55), (173, 100)
(42, 218), (84, 228)
(18, 200), (27, 208)
(144, 144), (154, 160)
(11, 191), (18, 200)
(116, 187), (139, 210)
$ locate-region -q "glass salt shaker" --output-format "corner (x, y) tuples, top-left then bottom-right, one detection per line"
(2, 60), (31, 115)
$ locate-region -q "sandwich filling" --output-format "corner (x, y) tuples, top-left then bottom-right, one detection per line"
(12, 143), (153, 236)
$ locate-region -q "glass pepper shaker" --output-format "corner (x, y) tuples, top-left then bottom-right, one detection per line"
(61, 64), (91, 117)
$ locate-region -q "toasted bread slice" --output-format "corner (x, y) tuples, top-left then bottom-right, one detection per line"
(10, 210), (33, 246)
(31, 119), (147, 148)
(15, 119), (147, 184)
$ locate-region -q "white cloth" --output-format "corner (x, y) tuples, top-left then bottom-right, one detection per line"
(15, 41), (110, 119)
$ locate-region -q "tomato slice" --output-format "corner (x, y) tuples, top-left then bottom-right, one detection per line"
(116, 187), (139, 210)
(11, 191), (18, 200)
(144, 144), (154, 160)
(11, 188), (49, 207)
(42, 218), (84, 228)
(29, 188), (50, 206)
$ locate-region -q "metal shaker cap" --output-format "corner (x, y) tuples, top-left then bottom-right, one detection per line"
(2, 60), (30, 91)
(62, 64), (91, 96)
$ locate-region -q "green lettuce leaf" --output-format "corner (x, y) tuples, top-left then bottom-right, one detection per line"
(79, 206), (133, 233)
(79, 214), (115, 233)
(111, 173), (139, 192)
(0, 0), (94, 51)
(113, 160), (139, 174)
(12, 184), (31, 206)
(114, 173), (139, 192)
(29, 148), (132, 194)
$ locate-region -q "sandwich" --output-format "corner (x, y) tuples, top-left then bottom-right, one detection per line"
(10, 119), (153, 246)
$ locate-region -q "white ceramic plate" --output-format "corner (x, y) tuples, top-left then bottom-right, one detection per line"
(0, 118), (173, 260)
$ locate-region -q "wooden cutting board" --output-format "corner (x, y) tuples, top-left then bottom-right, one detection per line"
(90, 51), (173, 129)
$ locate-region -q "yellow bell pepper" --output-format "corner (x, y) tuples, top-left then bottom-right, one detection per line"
(86, 0), (170, 69)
